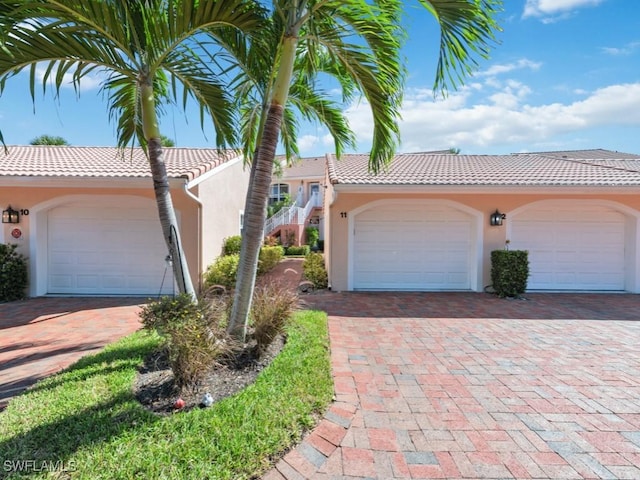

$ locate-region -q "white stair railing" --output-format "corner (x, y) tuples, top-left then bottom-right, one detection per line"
(264, 192), (321, 235)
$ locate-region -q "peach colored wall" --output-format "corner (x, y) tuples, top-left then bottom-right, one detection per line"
(0, 184), (200, 295)
(195, 159), (251, 280)
(327, 189), (640, 292)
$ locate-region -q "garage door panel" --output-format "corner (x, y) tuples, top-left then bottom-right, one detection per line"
(512, 205), (625, 291)
(48, 202), (174, 295)
(354, 204), (473, 290)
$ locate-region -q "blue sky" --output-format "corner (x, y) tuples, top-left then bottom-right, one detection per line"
(1, 0), (638, 156)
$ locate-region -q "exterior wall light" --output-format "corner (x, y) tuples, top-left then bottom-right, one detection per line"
(2, 205), (20, 224)
(490, 209), (506, 226)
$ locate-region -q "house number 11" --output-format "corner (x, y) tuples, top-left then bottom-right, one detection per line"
(340, 212), (347, 218)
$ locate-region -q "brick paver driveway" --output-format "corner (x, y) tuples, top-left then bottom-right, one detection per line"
(267, 292), (640, 479)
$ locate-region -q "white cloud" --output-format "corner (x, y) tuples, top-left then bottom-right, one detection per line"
(476, 59), (542, 77)
(601, 41), (640, 56)
(344, 81), (640, 154)
(523, 0), (605, 19)
(34, 64), (104, 93)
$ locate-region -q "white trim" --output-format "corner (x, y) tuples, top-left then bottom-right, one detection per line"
(347, 199), (483, 291)
(29, 194), (167, 296)
(186, 155), (244, 189)
(507, 199), (640, 293)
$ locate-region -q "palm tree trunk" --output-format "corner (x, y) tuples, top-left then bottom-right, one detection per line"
(141, 81), (196, 298)
(227, 33), (298, 341)
(147, 138), (196, 298)
(228, 106), (283, 339)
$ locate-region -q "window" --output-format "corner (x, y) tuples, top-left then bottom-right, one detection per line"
(269, 183), (289, 205)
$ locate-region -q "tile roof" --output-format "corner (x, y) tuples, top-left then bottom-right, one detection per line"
(328, 151), (640, 187)
(279, 156), (326, 179)
(525, 148), (640, 160)
(0, 146), (241, 181)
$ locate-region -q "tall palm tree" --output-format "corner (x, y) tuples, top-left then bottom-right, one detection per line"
(0, 0), (263, 297)
(226, 0), (502, 340)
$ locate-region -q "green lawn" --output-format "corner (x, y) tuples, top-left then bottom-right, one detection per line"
(0, 311), (333, 479)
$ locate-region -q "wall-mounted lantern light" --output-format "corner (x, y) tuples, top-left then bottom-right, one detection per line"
(2, 205), (20, 224)
(490, 209), (506, 226)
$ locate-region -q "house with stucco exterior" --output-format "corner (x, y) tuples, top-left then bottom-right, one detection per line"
(324, 149), (640, 293)
(265, 156), (325, 246)
(0, 146), (249, 297)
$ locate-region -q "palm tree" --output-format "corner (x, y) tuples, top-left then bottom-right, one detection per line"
(0, 0), (263, 297)
(30, 134), (69, 145)
(226, 0), (502, 340)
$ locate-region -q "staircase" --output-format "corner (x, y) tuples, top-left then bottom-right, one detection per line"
(264, 191), (321, 245)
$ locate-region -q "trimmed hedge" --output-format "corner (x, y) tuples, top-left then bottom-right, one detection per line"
(491, 250), (529, 297)
(285, 245), (310, 256)
(303, 252), (328, 289)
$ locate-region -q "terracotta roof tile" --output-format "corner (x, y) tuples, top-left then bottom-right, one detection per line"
(0, 146), (241, 181)
(328, 151), (640, 187)
(281, 156), (326, 179)
(527, 148), (640, 160)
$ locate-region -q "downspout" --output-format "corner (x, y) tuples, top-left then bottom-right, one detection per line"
(183, 180), (203, 293)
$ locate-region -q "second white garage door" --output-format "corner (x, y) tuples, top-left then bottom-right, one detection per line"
(353, 204), (474, 290)
(48, 201), (175, 295)
(510, 204), (626, 291)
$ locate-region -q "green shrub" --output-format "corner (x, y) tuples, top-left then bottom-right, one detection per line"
(250, 283), (298, 356)
(305, 226), (319, 247)
(258, 245), (284, 275)
(303, 252), (328, 289)
(204, 254), (240, 289)
(139, 294), (236, 389)
(0, 243), (28, 302)
(222, 235), (242, 256)
(491, 250), (529, 297)
(285, 245), (310, 256)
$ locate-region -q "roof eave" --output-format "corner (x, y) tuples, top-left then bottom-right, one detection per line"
(332, 183), (640, 195)
(0, 175), (185, 189)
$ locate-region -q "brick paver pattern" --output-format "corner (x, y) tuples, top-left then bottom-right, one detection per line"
(266, 292), (640, 479)
(0, 297), (143, 409)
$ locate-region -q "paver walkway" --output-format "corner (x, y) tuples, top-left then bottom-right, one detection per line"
(0, 297), (143, 409)
(266, 292), (640, 479)
(3, 274), (640, 479)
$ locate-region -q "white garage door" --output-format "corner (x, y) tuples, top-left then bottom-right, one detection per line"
(48, 203), (174, 295)
(353, 204), (473, 290)
(510, 205), (625, 291)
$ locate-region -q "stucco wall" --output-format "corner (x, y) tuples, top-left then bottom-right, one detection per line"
(0, 183), (201, 296)
(328, 189), (640, 292)
(194, 158), (251, 278)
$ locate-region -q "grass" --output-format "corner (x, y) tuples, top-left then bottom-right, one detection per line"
(0, 311), (333, 479)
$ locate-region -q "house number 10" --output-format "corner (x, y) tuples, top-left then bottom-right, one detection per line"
(20, 209), (30, 216)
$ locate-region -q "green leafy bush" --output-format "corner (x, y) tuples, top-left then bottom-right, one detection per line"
(305, 226), (319, 247)
(222, 235), (242, 256)
(139, 294), (236, 388)
(258, 245), (284, 275)
(0, 243), (28, 302)
(285, 245), (310, 256)
(491, 250), (529, 297)
(303, 252), (328, 289)
(250, 283), (298, 356)
(204, 254), (240, 289)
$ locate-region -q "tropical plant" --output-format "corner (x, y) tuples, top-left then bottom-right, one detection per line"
(302, 252), (328, 289)
(0, 243), (28, 302)
(226, 0), (502, 340)
(29, 134), (69, 145)
(0, 0), (263, 298)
